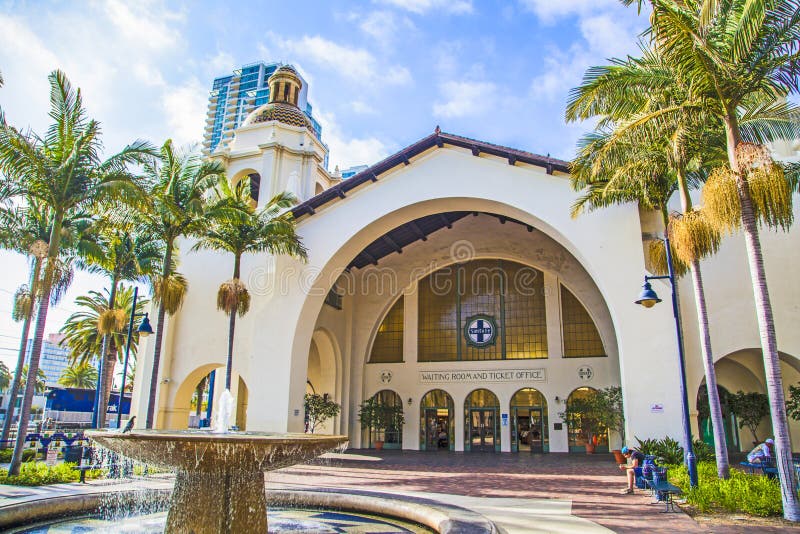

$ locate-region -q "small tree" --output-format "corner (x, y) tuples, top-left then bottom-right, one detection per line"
(358, 397), (405, 444)
(729, 391), (770, 443)
(559, 391), (605, 447)
(787, 384), (800, 421)
(596, 386), (625, 445)
(304, 393), (341, 434)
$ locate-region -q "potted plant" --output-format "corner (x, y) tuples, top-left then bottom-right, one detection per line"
(596, 387), (626, 463)
(303, 393), (341, 434)
(358, 397), (405, 450)
(559, 390), (606, 454)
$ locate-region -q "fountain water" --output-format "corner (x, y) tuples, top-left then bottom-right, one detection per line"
(89, 416), (348, 533)
(212, 389), (234, 434)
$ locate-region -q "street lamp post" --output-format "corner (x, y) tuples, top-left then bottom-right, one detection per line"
(115, 286), (153, 430)
(635, 235), (699, 488)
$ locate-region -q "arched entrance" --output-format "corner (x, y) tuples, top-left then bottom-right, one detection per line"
(306, 329), (341, 434)
(511, 388), (548, 453)
(420, 389), (454, 451)
(364, 389), (403, 449)
(566, 387), (608, 453)
(696, 384), (739, 452)
(173, 364), (249, 430)
(464, 389), (500, 452)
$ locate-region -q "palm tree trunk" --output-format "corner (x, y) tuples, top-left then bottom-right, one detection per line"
(145, 242), (173, 429)
(724, 113), (800, 520)
(9, 214), (63, 476)
(1, 258), (41, 446)
(96, 279), (118, 428)
(674, 167), (730, 479)
(689, 260), (730, 478)
(225, 254), (242, 390)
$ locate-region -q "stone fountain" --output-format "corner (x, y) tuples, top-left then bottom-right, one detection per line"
(89, 392), (348, 534)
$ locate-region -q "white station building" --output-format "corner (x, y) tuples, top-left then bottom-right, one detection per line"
(130, 66), (800, 454)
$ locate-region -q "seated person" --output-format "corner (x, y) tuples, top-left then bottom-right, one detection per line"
(747, 438), (774, 464)
(618, 446), (645, 494)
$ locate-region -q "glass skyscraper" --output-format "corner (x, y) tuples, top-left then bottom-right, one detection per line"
(203, 61), (323, 155)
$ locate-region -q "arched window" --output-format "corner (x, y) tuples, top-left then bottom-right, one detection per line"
(561, 285), (605, 358)
(464, 389), (500, 452)
(565, 387), (608, 453)
(363, 390), (403, 449)
(510, 388), (549, 453)
(248, 173), (261, 203)
(418, 260), (547, 362)
(420, 389), (454, 451)
(368, 297), (403, 363)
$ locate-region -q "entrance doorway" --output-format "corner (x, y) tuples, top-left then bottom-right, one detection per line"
(420, 389), (454, 451)
(464, 389), (500, 452)
(469, 409), (497, 452)
(511, 388), (548, 453)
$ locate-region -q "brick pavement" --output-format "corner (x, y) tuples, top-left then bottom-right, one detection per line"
(267, 450), (800, 534)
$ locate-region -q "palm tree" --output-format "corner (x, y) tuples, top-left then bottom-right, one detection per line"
(60, 287), (149, 394)
(0, 203), (81, 445)
(0, 70), (152, 475)
(135, 139), (224, 428)
(58, 364), (98, 389)
(19, 366), (47, 395)
(626, 0), (800, 518)
(567, 49), (736, 478)
(78, 226), (161, 427)
(194, 178), (307, 390)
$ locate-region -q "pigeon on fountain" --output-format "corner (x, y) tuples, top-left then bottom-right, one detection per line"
(121, 416), (136, 433)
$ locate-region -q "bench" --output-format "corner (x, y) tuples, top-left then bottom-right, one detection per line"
(651, 481), (682, 512)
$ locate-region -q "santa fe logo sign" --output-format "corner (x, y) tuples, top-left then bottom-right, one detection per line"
(464, 315), (497, 348)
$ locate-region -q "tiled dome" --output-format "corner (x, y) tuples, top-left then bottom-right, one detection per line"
(244, 102), (315, 131)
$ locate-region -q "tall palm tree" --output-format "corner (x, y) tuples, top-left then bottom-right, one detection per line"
(58, 364), (98, 389)
(78, 226), (162, 427)
(567, 49), (736, 478)
(194, 178), (307, 390)
(135, 140), (224, 428)
(0, 70), (151, 475)
(625, 0), (800, 518)
(0, 203), (82, 445)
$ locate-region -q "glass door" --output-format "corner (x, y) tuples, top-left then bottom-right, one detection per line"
(470, 409), (496, 452)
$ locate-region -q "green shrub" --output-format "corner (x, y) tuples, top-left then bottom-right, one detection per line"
(636, 436), (684, 464)
(668, 461), (782, 516)
(692, 440), (716, 463)
(0, 462), (103, 486)
(0, 449), (37, 463)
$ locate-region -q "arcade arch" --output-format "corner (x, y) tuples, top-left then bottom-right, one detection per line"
(173, 364), (249, 430)
(420, 389), (454, 451)
(566, 386), (608, 453)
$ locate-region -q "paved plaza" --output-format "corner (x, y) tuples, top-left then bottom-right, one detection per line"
(0, 451), (798, 533)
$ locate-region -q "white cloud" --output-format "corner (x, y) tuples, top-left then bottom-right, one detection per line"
(433, 81), (496, 119)
(356, 11), (415, 47)
(316, 110), (391, 170)
(162, 78), (207, 147)
(350, 101), (377, 115)
(376, 0), (473, 15)
(208, 51), (237, 74)
(268, 34), (412, 86)
(519, 0), (618, 23)
(102, 0), (185, 51)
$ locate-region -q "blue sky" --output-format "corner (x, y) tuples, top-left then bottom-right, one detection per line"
(0, 0), (649, 366)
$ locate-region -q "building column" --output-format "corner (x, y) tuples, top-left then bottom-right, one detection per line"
(403, 283), (419, 450)
(544, 273), (569, 452)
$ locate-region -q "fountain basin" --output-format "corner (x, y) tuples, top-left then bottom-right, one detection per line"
(88, 431), (348, 533)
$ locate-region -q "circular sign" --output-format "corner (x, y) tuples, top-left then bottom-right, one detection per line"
(380, 370), (393, 384)
(464, 315), (497, 348)
(578, 366), (594, 381)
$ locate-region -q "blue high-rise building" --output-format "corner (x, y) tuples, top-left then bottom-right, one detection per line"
(203, 61), (323, 155)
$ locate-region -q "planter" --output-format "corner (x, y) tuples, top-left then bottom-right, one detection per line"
(585, 441), (596, 454)
(374, 440), (384, 451)
(612, 449), (625, 464)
